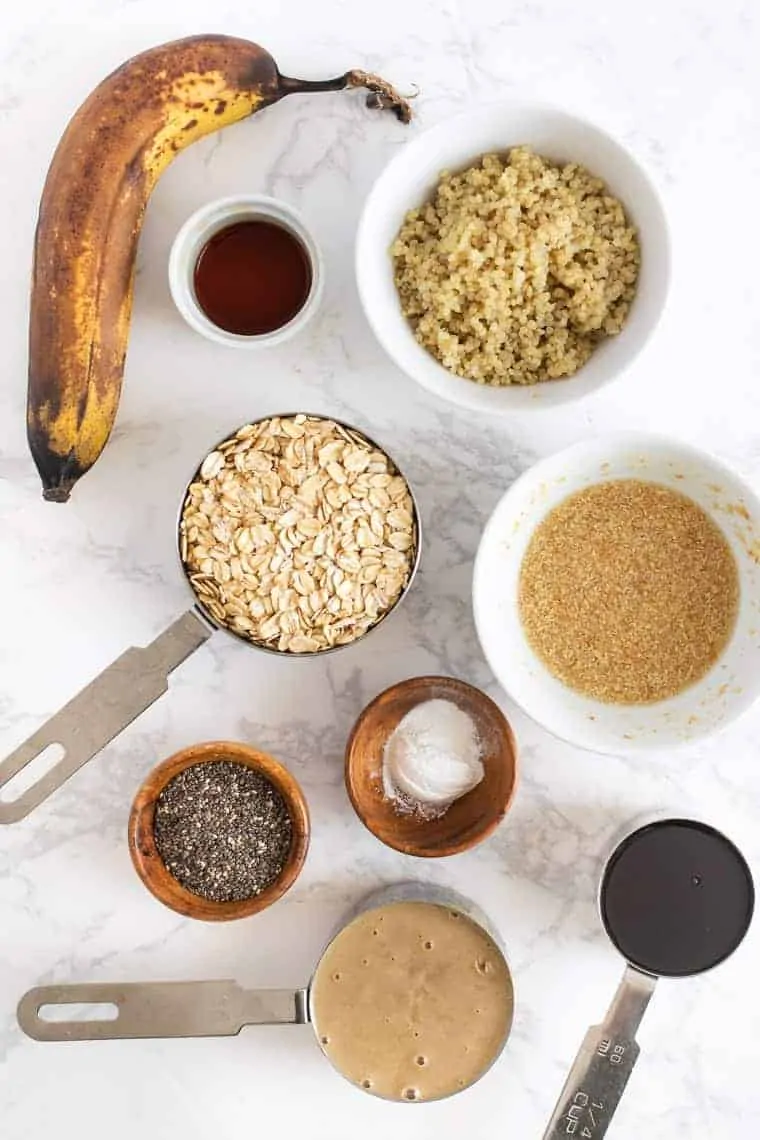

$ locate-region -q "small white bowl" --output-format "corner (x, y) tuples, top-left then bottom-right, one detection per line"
(168, 194), (324, 348)
(473, 433), (760, 755)
(356, 103), (670, 414)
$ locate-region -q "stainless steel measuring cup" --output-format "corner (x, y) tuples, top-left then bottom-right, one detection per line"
(0, 414), (422, 825)
(542, 814), (754, 1138)
(17, 882), (514, 1102)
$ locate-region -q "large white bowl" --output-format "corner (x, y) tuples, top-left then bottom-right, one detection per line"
(473, 434), (760, 754)
(356, 103), (670, 413)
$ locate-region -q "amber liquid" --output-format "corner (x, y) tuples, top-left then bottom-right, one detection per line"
(193, 220), (312, 336)
(601, 819), (754, 977)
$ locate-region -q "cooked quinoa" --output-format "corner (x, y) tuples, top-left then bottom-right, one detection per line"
(391, 147), (641, 387)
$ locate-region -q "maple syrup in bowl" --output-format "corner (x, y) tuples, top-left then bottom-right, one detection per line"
(169, 194), (323, 348)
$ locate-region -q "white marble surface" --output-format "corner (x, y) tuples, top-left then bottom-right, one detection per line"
(1, 2), (759, 1136)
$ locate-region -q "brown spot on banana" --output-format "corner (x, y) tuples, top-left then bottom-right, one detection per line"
(28, 33), (413, 502)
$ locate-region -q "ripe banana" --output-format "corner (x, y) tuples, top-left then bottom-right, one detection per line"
(28, 34), (412, 502)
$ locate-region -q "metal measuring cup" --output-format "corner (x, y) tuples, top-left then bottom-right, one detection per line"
(542, 813), (754, 1138)
(0, 414), (422, 825)
(17, 882), (514, 1102)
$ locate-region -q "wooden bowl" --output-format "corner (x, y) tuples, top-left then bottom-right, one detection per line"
(345, 677), (518, 858)
(128, 741), (310, 921)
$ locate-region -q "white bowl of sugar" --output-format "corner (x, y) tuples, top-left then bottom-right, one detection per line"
(474, 433), (760, 755)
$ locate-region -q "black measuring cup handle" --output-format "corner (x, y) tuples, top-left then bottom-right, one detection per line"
(18, 980), (309, 1040)
(542, 965), (657, 1138)
(0, 609), (212, 824)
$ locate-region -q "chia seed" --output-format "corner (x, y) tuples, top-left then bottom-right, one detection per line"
(153, 760), (293, 903)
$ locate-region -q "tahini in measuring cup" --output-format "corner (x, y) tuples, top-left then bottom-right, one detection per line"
(0, 414), (421, 825)
(18, 883), (514, 1102)
(542, 814), (754, 1138)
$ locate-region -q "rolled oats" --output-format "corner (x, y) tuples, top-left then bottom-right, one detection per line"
(180, 416), (417, 653)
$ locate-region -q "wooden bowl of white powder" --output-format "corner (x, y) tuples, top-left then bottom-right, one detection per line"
(345, 676), (518, 857)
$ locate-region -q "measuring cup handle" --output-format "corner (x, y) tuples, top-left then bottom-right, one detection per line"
(542, 965), (657, 1139)
(0, 610), (212, 825)
(18, 981), (307, 1041)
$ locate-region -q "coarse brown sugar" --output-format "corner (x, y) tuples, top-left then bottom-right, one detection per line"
(517, 480), (739, 704)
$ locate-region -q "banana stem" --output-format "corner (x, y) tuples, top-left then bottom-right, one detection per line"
(277, 70), (414, 123)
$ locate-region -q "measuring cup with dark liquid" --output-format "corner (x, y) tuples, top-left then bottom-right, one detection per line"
(543, 815), (754, 1138)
